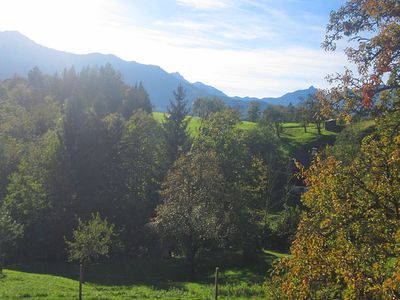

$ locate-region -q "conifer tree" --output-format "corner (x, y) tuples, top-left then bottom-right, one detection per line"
(163, 85), (190, 166)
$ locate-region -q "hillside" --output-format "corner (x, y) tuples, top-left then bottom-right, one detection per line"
(0, 31), (215, 111)
(153, 112), (376, 168)
(0, 31), (316, 111)
(153, 112), (337, 149)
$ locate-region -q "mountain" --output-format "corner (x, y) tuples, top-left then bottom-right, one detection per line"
(0, 31), (216, 110)
(232, 86), (318, 106)
(220, 86), (317, 115)
(193, 82), (227, 98)
(0, 31), (317, 111)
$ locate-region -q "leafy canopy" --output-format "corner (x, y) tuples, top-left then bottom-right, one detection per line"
(272, 110), (400, 299)
(322, 0), (400, 118)
(0, 209), (23, 262)
(66, 213), (114, 264)
(151, 150), (225, 277)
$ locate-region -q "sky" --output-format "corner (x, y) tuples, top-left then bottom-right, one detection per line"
(0, 0), (348, 98)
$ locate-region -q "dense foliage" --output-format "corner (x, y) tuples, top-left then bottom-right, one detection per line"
(322, 0), (400, 119)
(0, 65), (291, 274)
(66, 213), (114, 265)
(272, 110), (400, 299)
(272, 0), (400, 298)
(0, 209), (23, 273)
(151, 150), (225, 278)
(192, 97), (227, 119)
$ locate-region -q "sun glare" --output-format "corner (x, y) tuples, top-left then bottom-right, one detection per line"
(0, 0), (120, 53)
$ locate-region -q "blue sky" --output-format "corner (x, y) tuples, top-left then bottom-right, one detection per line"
(0, 0), (348, 97)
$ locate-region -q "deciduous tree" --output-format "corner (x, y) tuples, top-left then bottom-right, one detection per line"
(261, 106), (284, 137)
(303, 94), (324, 135)
(247, 101), (261, 122)
(195, 110), (269, 257)
(192, 97), (227, 119)
(272, 110), (400, 299)
(322, 0), (400, 118)
(151, 150), (224, 279)
(0, 209), (23, 275)
(66, 213), (114, 300)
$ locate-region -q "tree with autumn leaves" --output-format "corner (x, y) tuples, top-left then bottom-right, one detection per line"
(272, 1), (400, 298)
(321, 0), (400, 120)
(272, 110), (400, 299)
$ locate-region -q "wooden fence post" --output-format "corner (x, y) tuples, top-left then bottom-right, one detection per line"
(214, 267), (219, 300)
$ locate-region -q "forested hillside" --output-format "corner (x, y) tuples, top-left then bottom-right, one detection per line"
(0, 65), (300, 274)
(0, 31), (317, 111)
(1, 1), (399, 299)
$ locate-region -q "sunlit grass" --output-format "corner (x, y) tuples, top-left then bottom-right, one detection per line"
(0, 250), (284, 299)
(152, 112), (201, 136)
(152, 112), (375, 155)
(281, 123), (337, 146)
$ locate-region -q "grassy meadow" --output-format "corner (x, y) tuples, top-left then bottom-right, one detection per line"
(152, 111), (338, 144)
(153, 110), (375, 170)
(0, 250), (285, 299)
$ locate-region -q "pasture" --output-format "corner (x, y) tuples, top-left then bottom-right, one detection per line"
(0, 250), (285, 299)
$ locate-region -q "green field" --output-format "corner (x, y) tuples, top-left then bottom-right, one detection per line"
(153, 112), (338, 151)
(152, 112), (257, 137)
(0, 251), (284, 299)
(280, 123), (337, 151)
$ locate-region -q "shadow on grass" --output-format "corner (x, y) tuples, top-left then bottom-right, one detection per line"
(281, 132), (336, 166)
(10, 250), (279, 290)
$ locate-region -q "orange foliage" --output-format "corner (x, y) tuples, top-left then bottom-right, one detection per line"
(272, 110), (400, 299)
(322, 0), (400, 117)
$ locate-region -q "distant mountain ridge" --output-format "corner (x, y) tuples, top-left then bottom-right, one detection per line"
(0, 31), (317, 111)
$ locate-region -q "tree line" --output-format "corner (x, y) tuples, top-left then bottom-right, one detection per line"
(193, 94), (327, 137)
(0, 64), (298, 277)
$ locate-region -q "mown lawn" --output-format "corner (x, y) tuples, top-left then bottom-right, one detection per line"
(0, 251), (282, 299)
(281, 120), (374, 149)
(280, 123), (337, 148)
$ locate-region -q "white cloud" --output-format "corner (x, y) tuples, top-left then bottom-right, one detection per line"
(155, 20), (214, 32)
(151, 46), (348, 98)
(176, 0), (231, 9)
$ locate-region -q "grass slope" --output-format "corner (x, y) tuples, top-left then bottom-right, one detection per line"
(152, 112), (255, 137)
(153, 112), (336, 157)
(152, 112), (335, 143)
(154, 112), (375, 166)
(0, 251), (282, 299)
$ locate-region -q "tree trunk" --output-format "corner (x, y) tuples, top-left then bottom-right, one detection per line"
(0, 256), (4, 275)
(79, 263), (84, 300)
(82, 262), (86, 283)
(275, 123), (281, 137)
(303, 125), (307, 133)
(316, 122), (321, 135)
(186, 245), (196, 280)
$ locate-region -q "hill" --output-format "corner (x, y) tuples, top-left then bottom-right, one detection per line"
(0, 31), (317, 111)
(153, 112), (335, 146)
(0, 31), (217, 111)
